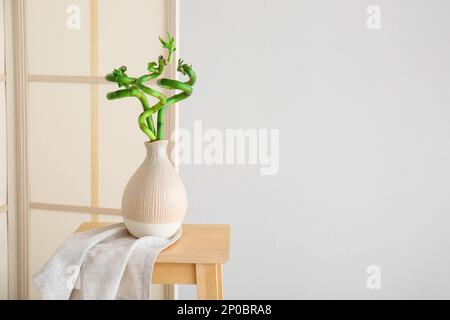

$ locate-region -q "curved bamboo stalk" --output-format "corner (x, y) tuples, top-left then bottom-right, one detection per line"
(106, 88), (157, 140)
(105, 33), (196, 141)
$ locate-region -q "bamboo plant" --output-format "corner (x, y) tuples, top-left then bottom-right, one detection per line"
(105, 33), (197, 141)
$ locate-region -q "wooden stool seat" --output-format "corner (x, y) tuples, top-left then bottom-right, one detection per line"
(76, 222), (231, 300)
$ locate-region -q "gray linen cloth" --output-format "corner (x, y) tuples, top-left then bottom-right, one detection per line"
(33, 223), (181, 300)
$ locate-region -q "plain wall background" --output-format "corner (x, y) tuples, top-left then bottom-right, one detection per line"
(179, 0), (450, 299)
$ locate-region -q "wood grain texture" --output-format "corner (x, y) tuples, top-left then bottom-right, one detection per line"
(11, 0), (29, 299)
(152, 263), (196, 284)
(30, 202), (122, 215)
(76, 222), (228, 298)
(4, 0), (19, 299)
(76, 222), (231, 264)
(196, 264), (221, 300)
(217, 264), (224, 299)
(28, 75), (107, 84)
(28, 74), (158, 85)
(165, 0), (180, 166)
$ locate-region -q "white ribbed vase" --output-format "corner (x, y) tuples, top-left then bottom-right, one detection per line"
(121, 140), (187, 238)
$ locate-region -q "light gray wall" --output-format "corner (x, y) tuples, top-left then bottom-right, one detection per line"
(179, 0), (450, 299)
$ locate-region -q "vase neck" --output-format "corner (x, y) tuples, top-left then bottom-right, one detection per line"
(145, 140), (168, 159)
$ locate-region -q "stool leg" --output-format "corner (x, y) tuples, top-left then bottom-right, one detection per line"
(196, 263), (222, 300)
(217, 264), (223, 299)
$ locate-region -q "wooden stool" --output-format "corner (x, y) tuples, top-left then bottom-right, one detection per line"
(76, 222), (231, 300)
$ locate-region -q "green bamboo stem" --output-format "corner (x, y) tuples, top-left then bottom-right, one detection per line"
(105, 33), (196, 141)
(155, 62), (197, 140)
(106, 88), (157, 140)
(156, 106), (167, 140)
(134, 81), (168, 140)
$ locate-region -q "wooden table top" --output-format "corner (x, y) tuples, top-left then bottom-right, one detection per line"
(76, 222), (231, 264)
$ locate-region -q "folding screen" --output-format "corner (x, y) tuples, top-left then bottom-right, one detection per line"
(26, 0), (166, 299)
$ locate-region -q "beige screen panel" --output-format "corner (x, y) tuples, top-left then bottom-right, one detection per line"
(29, 83), (91, 205)
(29, 210), (91, 299)
(98, 84), (149, 208)
(0, 83), (6, 206)
(27, 0), (91, 76)
(98, 0), (165, 76)
(26, 0), (171, 300)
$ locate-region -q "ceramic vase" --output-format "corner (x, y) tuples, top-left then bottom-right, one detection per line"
(121, 140), (187, 238)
